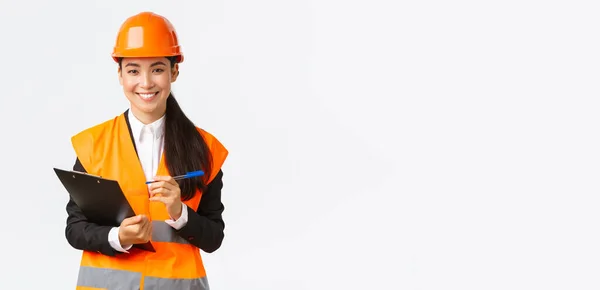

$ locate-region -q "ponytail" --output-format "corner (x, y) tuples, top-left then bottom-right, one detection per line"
(164, 93), (213, 200)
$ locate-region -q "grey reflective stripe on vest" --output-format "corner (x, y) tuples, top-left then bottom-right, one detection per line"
(77, 266), (210, 290)
(77, 266), (141, 289)
(151, 221), (190, 244)
(144, 276), (210, 290)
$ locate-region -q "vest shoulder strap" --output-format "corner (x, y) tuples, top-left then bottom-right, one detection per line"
(197, 127), (229, 183)
(71, 116), (120, 173)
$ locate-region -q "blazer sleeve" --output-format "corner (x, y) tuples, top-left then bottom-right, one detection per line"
(64, 158), (118, 257)
(175, 169), (226, 253)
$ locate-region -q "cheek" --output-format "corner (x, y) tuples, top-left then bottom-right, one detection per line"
(152, 72), (170, 83)
(121, 78), (138, 92)
(154, 77), (171, 90)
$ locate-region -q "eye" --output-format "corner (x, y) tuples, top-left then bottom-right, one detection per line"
(153, 68), (165, 73)
(127, 69), (138, 74)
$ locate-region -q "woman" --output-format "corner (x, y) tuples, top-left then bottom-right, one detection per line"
(64, 11), (229, 290)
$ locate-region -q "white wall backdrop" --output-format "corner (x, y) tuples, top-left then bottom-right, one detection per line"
(0, 0), (599, 289)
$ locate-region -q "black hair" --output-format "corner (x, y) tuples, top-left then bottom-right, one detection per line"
(118, 56), (212, 200)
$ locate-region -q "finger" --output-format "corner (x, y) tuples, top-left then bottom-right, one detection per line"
(148, 181), (169, 190)
(145, 221), (153, 237)
(158, 176), (180, 188)
(148, 180), (168, 189)
(149, 189), (171, 200)
(139, 218), (151, 234)
(149, 196), (170, 204)
(152, 175), (175, 185)
(123, 215), (142, 226)
(150, 183), (181, 197)
(136, 218), (149, 232)
(150, 186), (170, 194)
(151, 188), (180, 200)
(122, 216), (136, 226)
(150, 180), (177, 192)
(149, 185), (176, 198)
(138, 215), (148, 223)
(139, 215), (149, 225)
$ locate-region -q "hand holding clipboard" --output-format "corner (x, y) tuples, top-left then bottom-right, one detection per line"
(54, 168), (156, 252)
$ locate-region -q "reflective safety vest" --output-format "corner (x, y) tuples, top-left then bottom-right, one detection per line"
(70, 113), (228, 290)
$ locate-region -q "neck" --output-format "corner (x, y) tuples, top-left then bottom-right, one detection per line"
(131, 108), (166, 124)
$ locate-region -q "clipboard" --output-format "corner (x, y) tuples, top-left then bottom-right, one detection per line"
(54, 167), (155, 252)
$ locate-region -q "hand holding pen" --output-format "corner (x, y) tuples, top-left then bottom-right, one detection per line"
(147, 170), (204, 220)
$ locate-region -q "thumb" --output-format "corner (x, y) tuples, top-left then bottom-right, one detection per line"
(122, 215), (142, 226)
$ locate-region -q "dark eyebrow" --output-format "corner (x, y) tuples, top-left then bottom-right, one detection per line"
(151, 61), (167, 67)
(124, 61), (166, 68)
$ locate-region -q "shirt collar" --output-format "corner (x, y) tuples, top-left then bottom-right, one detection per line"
(127, 109), (166, 142)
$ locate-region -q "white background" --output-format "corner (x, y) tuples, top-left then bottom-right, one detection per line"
(0, 0), (599, 289)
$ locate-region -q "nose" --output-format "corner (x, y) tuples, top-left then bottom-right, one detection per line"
(140, 72), (154, 89)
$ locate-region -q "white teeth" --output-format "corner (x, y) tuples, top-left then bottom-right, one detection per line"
(139, 93), (156, 99)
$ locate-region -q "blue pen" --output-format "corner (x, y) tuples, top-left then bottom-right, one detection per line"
(145, 170), (205, 184)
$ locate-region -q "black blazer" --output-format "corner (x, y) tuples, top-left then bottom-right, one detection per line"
(64, 111), (226, 256)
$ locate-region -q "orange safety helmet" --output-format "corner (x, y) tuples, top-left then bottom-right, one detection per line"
(111, 12), (184, 63)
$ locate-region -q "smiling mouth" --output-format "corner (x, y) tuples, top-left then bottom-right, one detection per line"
(136, 92), (159, 99)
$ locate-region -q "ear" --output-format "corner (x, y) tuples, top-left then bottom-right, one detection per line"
(171, 64), (179, 83)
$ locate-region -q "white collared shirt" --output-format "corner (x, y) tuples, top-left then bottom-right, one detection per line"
(128, 109), (166, 182)
(107, 109), (189, 253)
